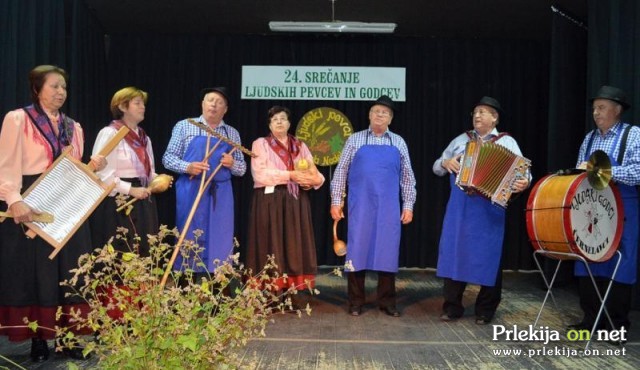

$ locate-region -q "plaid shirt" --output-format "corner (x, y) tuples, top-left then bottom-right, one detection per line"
(577, 122), (640, 186)
(162, 116), (246, 177)
(330, 128), (416, 211)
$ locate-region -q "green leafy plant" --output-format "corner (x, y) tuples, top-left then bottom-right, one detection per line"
(58, 225), (317, 369)
(0, 225), (354, 370)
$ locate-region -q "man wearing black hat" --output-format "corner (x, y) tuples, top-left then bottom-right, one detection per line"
(330, 95), (416, 317)
(571, 85), (640, 340)
(163, 87), (246, 274)
(433, 96), (530, 325)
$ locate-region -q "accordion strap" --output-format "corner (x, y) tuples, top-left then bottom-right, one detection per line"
(466, 130), (510, 142)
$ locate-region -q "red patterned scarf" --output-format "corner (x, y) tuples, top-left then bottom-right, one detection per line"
(110, 120), (151, 185)
(23, 104), (75, 164)
(266, 133), (301, 198)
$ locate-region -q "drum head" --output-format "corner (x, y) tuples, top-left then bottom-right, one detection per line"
(566, 175), (624, 262)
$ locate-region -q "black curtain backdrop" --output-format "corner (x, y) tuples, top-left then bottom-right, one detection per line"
(0, 0), (67, 109)
(66, 0), (110, 141)
(587, 0), (640, 125)
(101, 34), (549, 270)
(540, 6), (588, 287)
(0, 0), (108, 157)
(548, 8), (588, 172)
(14, 0), (640, 277)
(587, 0), (640, 308)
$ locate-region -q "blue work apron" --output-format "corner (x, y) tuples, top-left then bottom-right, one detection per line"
(346, 144), (402, 273)
(436, 174), (505, 286)
(174, 135), (234, 272)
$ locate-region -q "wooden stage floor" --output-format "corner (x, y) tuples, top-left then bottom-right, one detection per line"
(1, 268), (639, 369)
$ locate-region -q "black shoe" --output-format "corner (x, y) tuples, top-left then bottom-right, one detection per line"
(439, 313), (460, 322)
(380, 306), (400, 317)
(62, 346), (90, 360)
(289, 294), (307, 311)
(56, 338), (91, 360)
(475, 316), (492, 325)
(348, 305), (362, 316)
(30, 338), (50, 362)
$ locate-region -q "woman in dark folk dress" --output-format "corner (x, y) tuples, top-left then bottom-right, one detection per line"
(246, 106), (324, 307)
(0, 65), (106, 362)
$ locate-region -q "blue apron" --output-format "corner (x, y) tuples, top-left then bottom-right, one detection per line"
(346, 144), (401, 273)
(174, 135), (234, 272)
(436, 174), (505, 286)
(575, 133), (639, 284)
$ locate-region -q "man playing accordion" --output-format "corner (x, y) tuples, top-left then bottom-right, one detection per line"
(433, 96), (530, 325)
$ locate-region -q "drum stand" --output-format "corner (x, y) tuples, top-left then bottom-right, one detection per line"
(531, 250), (622, 350)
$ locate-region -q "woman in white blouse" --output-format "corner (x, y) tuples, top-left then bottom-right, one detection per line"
(91, 86), (158, 256)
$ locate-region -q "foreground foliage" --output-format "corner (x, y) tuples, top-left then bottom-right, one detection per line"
(59, 225), (312, 369)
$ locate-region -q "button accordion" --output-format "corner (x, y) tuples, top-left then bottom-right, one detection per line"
(455, 137), (531, 208)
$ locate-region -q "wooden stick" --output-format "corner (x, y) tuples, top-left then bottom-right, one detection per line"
(202, 138), (223, 163)
(0, 211), (54, 223)
(160, 135), (212, 288)
(202, 148), (237, 192)
(186, 119), (256, 157)
(88, 126), (129, 170)
(116, 196), (139, 213)
(160, 147), (238, 289)
(115, 174), (174, 212)
(189, 139), (222, 180)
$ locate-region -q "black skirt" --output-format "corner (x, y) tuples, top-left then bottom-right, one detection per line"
(246, 185), (317, 290)
(0, 174), (93, 341)
(89, 177), (159, 257)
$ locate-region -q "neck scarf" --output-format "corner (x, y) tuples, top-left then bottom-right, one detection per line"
(266, 133), (301, 198)
(110, 120), (152, 185)
(23, 103), (75, 164)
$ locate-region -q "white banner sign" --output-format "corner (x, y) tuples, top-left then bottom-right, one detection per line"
(241, 66), (405, 101)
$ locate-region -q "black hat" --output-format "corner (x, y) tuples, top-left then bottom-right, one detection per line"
(589, 85), (630, 110)
(475, 96), (502, 114)
(200, 87), (229, 103)
(371, 95), (395, 112)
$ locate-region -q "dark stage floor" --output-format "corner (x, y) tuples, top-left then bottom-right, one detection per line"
(1, 268), (639, 369)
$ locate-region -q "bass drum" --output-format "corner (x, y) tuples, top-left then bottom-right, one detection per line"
(526, 172), (623, 262)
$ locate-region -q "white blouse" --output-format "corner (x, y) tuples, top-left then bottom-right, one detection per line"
(92, 125), (157, 196)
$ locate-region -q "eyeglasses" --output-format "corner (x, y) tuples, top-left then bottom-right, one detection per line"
(470, 109), (493, 117)
(371, 109), (392, 117)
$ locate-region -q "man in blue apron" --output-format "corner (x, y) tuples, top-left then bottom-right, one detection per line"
(330, 95), (417, 317)
(571, 86), (640, 340)
(433, 96), (530, 325)
(163, 87), (246, 277)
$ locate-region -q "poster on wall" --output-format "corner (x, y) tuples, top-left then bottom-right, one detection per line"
(241, 66), (406, 101)
(295, 107), (353, 167)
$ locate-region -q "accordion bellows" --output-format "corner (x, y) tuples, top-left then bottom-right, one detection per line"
(455, 138), (531, 208)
